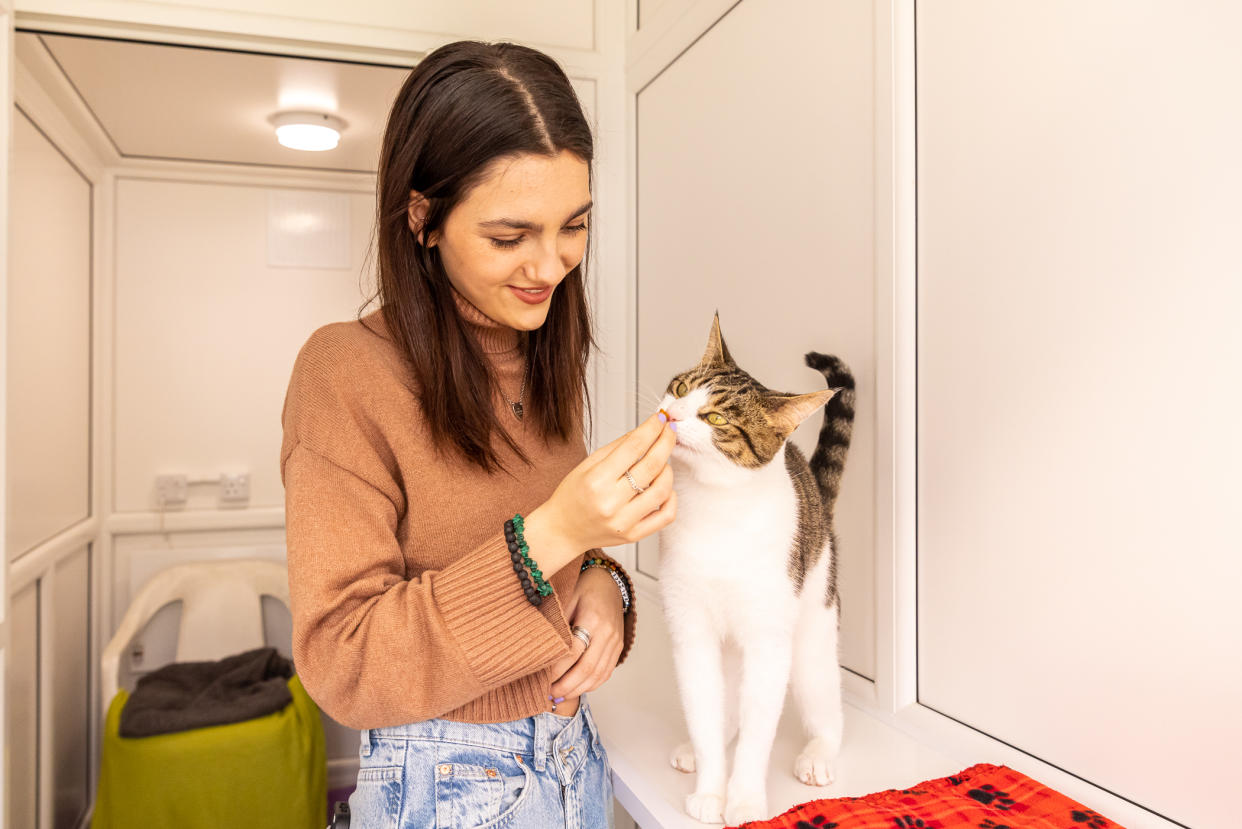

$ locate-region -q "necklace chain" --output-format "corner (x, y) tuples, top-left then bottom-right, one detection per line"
(500, 358), (529, 421)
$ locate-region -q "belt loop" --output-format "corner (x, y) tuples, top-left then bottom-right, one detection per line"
(359, 727), (373, 758)
(582, 697), (602, 760)
(533, 714), (548, 772)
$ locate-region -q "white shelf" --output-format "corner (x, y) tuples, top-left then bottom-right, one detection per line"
(588, 612), (965, 828)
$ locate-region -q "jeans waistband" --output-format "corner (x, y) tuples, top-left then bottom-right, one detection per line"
(362, 694), (602, 773)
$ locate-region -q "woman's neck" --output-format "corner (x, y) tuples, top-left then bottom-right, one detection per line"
(450, 285), (523, 357)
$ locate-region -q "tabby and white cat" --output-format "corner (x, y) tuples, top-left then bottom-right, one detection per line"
(656, 313), (855, 825)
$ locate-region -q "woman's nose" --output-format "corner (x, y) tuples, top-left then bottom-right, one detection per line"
(524, 239), (567, 283)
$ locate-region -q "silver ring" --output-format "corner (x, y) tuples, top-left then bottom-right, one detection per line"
(571, 625), (592, 648)
(623, 470), (646, 494)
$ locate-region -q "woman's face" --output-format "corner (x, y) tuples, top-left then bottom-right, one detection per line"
(411, 149), (591, 332)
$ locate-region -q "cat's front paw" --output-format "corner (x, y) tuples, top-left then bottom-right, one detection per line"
(723, 788), (768, 825)
(685, 791), (725, 824)
(794, 737), (838, 786)
(669, 741), (696, 773)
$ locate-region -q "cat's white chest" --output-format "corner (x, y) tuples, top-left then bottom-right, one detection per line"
(659, 457), (799, 594)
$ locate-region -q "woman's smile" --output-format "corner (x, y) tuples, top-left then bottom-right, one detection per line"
(509, 284), (554, 304)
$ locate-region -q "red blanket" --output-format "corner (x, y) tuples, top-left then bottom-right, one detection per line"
(730, 763), (1122, 829)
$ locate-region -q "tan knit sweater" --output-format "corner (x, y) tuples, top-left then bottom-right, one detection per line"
(279, 291), (636, 729)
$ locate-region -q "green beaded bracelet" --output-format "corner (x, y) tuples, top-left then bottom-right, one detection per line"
(506, 514), (552, 601)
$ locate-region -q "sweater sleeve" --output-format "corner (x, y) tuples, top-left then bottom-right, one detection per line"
(282, 440), (574, 728)
(582, 548), (638, 668)
(278, 325), (575, 728)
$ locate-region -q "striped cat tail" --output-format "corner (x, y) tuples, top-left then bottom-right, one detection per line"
(804, 352), (856, 515)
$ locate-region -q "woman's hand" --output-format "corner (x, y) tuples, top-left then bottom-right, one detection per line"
(522, 412), (678, 576)
(548, 565), (626, 704)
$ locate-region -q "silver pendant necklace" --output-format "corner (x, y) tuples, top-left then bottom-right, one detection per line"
(500, 358), (529, 421)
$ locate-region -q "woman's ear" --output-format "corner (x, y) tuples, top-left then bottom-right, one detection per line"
(408, 190), (434, 246)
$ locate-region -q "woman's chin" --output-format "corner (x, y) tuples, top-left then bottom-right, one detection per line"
(505, 305), (552, 331)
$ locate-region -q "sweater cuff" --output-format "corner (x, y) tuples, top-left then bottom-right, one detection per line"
(433, 532), (574, 688)
(585, 549), (638, 668)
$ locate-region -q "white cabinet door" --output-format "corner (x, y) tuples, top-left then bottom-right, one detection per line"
(916, 3), (1242, 827)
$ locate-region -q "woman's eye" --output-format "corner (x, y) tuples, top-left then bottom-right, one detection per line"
(490, 224), (585, 250)
(674, 381), (688, 397)
(705, 412), (728, 426)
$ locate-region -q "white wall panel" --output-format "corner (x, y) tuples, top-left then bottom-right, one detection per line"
(32, 0), (596, 52)
(635, 0), (876, 679)
(916, 3), (1242, 827)
(51, 546), (89, 829)
(8, 581), (37, 829)
(637, 0), (673, 29)
(8, 108), (91, 560)
(113, 178), (376, 514)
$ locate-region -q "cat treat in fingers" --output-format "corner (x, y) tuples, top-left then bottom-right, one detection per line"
(657, 312), (855, 826)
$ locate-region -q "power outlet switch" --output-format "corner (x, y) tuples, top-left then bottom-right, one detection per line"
(155, 474), (188, 506)
(220, 473), (250, 503)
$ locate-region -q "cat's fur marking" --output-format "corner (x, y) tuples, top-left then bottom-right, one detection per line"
(784, 443), (829, 602)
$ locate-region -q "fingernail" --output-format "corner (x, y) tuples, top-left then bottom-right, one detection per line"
(657, 410), (668, 423)
(669, 421), (678, 432)
(548, 695), (554, 700)
(554, 696), (565, 703)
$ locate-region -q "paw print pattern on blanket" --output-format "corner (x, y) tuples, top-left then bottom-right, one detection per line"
(967, 784), (1016, 810)
(1072, 809), (1110, 827)
(891, 816), (944, 828)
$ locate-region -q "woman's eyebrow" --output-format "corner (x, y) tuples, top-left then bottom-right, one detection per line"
(477, 200), (593, 232)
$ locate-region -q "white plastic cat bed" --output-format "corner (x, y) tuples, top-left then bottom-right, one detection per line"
(93, 558), (327, 829)
(100, 557), (291, 718)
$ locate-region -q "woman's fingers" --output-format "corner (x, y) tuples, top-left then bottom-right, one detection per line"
(549, 634), (623, 700)
(549, 637), (589, 699)
(625, 487), (678, 541)
(597, 412), (667, 481)
(614, 465), (675, 534)
(582, 412), (661, 472)
(622, 423), (677, 491)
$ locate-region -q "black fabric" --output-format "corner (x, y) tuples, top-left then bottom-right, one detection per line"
(119, 646), (295, 738)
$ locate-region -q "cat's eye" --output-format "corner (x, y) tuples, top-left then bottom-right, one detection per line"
(705, 412), (728, 426)
(674, 381), (688, 397)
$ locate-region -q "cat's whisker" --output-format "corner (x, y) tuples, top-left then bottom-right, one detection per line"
(633, 381), (670, 409)
(624, 385), (667, 414)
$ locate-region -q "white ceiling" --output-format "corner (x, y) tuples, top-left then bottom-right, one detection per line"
(21, 32), (412, 173)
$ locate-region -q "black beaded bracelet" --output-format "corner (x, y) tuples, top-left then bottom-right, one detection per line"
(505, 514), (552, 606)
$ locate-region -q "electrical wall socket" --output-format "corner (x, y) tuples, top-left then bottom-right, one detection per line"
(155, 474), (188, 506)
(219, 472), (250, 503)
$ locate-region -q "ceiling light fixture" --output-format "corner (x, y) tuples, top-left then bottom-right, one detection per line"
(268, 111), (347, 152)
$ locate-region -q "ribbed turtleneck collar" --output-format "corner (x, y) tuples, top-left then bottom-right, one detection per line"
(451, 285), (524, 356)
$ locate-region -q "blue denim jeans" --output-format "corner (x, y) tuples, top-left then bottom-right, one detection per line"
(347, 693), (615, 829)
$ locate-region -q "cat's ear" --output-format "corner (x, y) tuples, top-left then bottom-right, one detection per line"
(701, 311), (734, 367)
(764, 389), (837, 435)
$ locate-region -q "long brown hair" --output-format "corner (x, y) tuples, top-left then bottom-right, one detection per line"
(366, 40), (595, 475)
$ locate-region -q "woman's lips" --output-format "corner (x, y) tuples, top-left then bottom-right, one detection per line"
(510, 285), (552, 304)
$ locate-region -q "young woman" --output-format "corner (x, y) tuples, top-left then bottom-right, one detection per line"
(279, 40), (677, 828)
